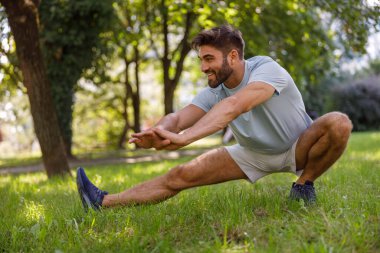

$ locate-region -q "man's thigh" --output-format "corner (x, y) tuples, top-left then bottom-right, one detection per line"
(171, 147), (248, 189)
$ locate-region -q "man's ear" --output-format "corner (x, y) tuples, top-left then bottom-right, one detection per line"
(230, 49), (239, 64)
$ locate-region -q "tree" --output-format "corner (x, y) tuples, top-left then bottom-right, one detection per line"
(112, 0), (145, 148)
(79, 0), (146, 149)
(145, 0), (199, 114)
(38, 0), (113, 158)
(0, 0), (70, 177)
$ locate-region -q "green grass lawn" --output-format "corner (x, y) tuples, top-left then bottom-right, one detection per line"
(0, 132), (379, 252)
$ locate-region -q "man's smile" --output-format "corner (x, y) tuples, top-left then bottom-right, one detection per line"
(206, 71), (215, 79)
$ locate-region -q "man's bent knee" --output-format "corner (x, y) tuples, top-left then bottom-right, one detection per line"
(164, 164), (197, 192)
(326, 112), (353, 140)
(326, 112), (352, 146)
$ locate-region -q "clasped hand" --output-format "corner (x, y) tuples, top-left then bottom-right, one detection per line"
(128, 128), (189, 150)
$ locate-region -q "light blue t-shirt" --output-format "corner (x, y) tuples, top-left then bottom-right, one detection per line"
(191, 56), (313, 154)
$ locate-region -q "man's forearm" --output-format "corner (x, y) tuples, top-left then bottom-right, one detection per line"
(182, 97), (240, 144)
(154, 113), (181, 133)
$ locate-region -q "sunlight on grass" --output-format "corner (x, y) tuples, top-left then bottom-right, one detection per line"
(92, 174), (106, 187)
(370, 149), (380, 159)
(343, 131), (380, 163)
(0, 175), (11, 185)
(130, 161), (170, 176)
(24, 200), (46, 223)
(18, 174), (47, 185)
(0, 155), (41, 168)
(348, 150), (380, 162)
(112, 174), (128, 184)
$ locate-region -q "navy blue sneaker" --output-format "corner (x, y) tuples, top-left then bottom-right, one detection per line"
(76, 167), (108, 211)
(289, 180), (316, 205)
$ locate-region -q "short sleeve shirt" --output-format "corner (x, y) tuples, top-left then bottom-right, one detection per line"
(191, 56), (313, 154)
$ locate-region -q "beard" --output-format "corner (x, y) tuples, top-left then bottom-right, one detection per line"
(207, 58), (233, 88)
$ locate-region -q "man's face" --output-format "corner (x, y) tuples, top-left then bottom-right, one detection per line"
(198, 45), (233, 88)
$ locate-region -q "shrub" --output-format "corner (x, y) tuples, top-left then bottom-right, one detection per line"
(329, 76), (380, 131)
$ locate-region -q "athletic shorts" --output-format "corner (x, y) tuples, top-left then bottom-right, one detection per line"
(225, 139), (302, 183)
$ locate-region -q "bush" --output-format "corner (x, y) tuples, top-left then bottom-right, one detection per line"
(329, 76), (380, 131)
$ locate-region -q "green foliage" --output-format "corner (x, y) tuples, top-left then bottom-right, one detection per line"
(72, 84), (126, 149)
(222, 0), (379, 111)
(0, 7), (23, 97)
(0, 132), (379, 251)
(313, 0), (380, 55)
(38, 0), (114, 154)
(329, 76), (380, 131)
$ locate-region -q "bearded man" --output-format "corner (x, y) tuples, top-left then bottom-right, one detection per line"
(77, 25), (352, 210)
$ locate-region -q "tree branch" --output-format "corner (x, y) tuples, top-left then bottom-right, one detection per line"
(144, 0), (160, 59)
(172, 10), (193, 85)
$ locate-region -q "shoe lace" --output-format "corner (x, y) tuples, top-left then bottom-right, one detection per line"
(302, 184), (316, 200)
(87, 182), (103, 198)
(293, 184), (313, 196)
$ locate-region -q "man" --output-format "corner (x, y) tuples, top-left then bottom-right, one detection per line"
(76, 25), (352, 211)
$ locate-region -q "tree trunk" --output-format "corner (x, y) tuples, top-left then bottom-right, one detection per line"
(132, 45), (141, 133)
(160, 5), (193, 114)
(164, 82), (175, 115)
(117, 119), (129, 149)
(118, 58), (131, 149)
(118, 46), (142, 149)
(63, 134), (74, 159)
(1, 0), (70, 177)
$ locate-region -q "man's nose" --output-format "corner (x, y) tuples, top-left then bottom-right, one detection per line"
(201, 62), (209, 73)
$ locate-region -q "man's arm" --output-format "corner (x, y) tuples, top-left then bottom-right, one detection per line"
(155, 104), (207, 132)
(129, 104), (206, 149)
(154, 82), (275, 149)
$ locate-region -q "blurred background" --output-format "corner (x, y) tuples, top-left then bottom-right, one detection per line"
(0, 0), (379, 161)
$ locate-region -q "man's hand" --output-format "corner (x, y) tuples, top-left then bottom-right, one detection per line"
(129, 128), (171, 149)
(128, 105), (205, 150)
(153, 128), (190, 150)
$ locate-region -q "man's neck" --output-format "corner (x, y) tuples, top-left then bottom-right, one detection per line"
(223, 60), (245, 89)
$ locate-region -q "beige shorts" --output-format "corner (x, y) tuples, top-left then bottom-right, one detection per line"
(225, 140), (302, 183)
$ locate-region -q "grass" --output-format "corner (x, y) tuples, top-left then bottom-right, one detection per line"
(0, 132), (379, 252)
(0, 155), (42, 168)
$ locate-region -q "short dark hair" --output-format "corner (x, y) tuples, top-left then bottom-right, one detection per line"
(191, 25), (245, 59)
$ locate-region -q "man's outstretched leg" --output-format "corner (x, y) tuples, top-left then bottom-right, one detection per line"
(290, 112), (353, 204)
(77, 148), (247, 210)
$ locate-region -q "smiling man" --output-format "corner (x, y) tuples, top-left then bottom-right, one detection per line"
(76, 25), (352, 211)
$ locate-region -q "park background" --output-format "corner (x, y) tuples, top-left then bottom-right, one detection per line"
(0, 0), (379, 252)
